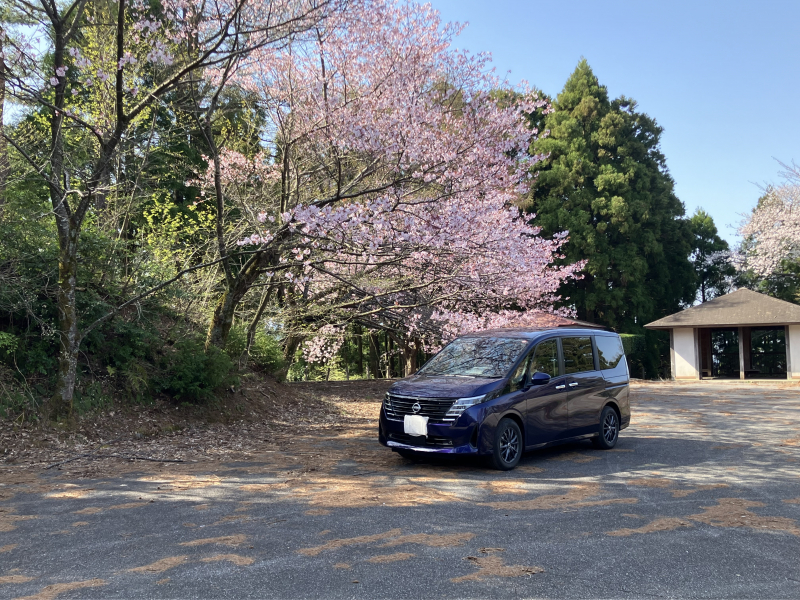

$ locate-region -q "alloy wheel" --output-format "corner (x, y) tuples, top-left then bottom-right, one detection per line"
(603, 411), (618, 444)
(500, 427), (520, 463)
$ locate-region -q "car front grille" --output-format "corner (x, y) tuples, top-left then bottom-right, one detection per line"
(388, 433), (454, 447)
(384, 393), (458, 424)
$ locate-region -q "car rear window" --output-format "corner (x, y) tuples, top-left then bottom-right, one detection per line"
(562, 336), (595, 374)
(595, 335), (625, 370)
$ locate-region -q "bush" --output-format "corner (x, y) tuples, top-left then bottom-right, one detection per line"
(249, 331), (285, 373)
(620, 334), (647, 379)
(157, 339), (237, 403)
(286, 355), (348, 381)
(0, 365), (40, 420)
(73, 380), (113, 414)
(224, 327), (248, 362)
(225, 326), (285, 374)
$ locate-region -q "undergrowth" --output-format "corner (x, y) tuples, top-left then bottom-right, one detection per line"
(0, 309), (285, 422)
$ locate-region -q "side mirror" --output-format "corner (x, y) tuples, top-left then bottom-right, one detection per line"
(530, 372), (551, 386)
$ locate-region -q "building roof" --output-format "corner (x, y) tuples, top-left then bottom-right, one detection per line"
(645, 288), (800, 329)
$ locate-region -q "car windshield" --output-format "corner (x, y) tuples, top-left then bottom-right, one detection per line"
(418, 337), (530, 378)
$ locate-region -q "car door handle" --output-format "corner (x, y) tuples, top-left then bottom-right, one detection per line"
(568, 382), (578, 387)
(555, 384), (566, 389)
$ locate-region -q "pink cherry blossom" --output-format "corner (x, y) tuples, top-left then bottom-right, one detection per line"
(738, 162), (800, 278)
(196, 0), (580, 360)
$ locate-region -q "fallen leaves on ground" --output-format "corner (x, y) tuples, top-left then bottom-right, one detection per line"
(0, 377), (391, 479)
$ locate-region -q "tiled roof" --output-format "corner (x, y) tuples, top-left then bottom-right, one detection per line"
(645, 289), (800, 329)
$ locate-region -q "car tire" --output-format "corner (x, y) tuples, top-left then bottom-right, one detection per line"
(490, 418), (523, 471)
(592, 406), (619, 449)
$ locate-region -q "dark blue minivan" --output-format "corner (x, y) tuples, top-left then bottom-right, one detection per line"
(378, 328), (630, 470)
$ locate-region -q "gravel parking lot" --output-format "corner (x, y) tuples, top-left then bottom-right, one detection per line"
(2, 381), (800, 599)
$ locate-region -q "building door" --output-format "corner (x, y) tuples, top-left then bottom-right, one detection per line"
(710, 328), (739, 378)
(750, 327), (787, 378)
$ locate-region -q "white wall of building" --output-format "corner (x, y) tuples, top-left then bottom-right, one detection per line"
(787, 325), (800, 379)
(672, 327), (699, 380)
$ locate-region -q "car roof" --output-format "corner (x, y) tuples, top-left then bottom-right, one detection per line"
(460, 327), (616, 340)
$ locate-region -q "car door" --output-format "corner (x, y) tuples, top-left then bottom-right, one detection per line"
(524, 338), (569, 447)
(562, 335), (606, 437)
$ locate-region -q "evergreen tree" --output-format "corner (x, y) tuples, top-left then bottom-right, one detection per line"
(689, 208), (734, 303)
(526, 59), (696, 333)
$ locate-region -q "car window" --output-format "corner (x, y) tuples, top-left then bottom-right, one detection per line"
(562, 336), (595, 374)
(509, 351), (533, 393)
(530, 339), (559, 378)
(595, 335), (624, 370)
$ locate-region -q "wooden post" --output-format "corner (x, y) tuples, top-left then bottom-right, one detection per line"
(742, 327), (751, 378)
(738, 327), (745, 380)
(786, 325), (791, 380)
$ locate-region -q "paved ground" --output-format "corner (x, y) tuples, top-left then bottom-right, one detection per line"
(2, 382), (800, 599)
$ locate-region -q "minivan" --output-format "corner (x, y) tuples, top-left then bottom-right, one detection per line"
(378, 328), (630, 470)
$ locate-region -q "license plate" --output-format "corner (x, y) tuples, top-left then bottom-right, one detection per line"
(403, 414), (428, 436)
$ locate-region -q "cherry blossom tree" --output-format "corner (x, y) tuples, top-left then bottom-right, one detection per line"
(1, 0), (333, 416)
(738, 162), (800, 279)
(195, 0), (582, 372)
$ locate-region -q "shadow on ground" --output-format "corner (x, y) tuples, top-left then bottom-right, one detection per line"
(2, 382), (800, 599)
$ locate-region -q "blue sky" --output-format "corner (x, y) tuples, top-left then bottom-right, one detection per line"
(430, 0), (800, 244)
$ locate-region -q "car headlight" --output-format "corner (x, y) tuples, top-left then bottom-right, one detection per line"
(445, 395), (486, 420)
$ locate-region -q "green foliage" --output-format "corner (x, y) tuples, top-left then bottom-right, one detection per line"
(0, 332), (18, 358)
(224, 327), (248, 362)
(118, 360), (152, 404)
(620, 333), (646, 379)
(248, 331), (286, 373)
(224, 326), (286, 374)
(73, 381), (113, 415)
(0, 366), (40, 421)
(287, 355), (348, 382)
(620, 333), (646, 356)
(521, 60), (701, 377)
(689, 208), (734, 303)
(156, 339), (237, 404)
(0, 389), (38, 420)
(526, 60), (697, 334)
(736, 262), (800, 304)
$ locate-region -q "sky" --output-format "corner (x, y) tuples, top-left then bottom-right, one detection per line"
(430, 0), (800, 244)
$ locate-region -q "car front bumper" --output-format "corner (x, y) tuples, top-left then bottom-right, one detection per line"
(378, 406), (481, 454)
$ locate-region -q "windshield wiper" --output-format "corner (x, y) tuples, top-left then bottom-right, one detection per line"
(423, 372), (478, 378)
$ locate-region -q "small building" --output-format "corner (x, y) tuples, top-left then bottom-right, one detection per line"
(644, 288), (800, 380)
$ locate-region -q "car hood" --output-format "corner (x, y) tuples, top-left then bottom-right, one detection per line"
(389, 374), (503, 399)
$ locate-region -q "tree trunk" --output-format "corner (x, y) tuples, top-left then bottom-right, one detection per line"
(0, 32), (8, 213)
(94, 159), (111, 212)
(383, 332), (393, 379)
(273, 334), (303, 381)
(246, 285), (273, 353)
(403, 338), (419, 377)
(206, 250), (272, 349)
(47, 20), (78, 419)
(356, 327), (363, 376)
(49, 228), (80, 419)
(368, 332), (379, 379)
